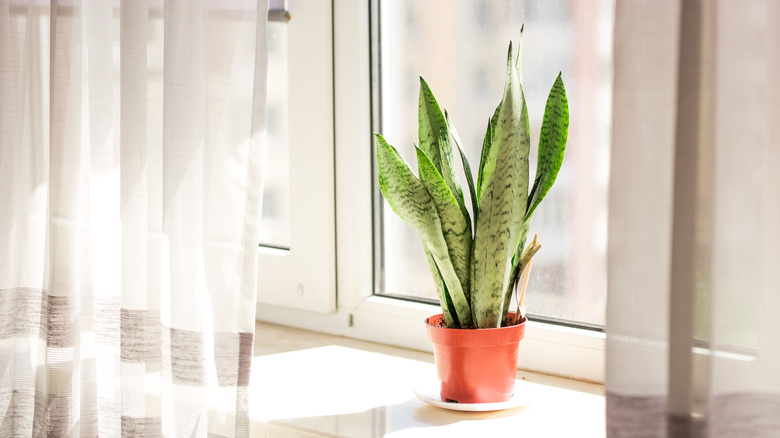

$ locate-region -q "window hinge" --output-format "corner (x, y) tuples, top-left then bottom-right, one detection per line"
(268, 0), (291, 23)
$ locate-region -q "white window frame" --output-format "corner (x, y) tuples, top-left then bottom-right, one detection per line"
(256, 0), (606, 383)
(256, 0), (337, 314)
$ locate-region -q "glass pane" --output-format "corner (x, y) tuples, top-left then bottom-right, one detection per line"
(374, 0), (613, 327)
(260, 22), (292, 249)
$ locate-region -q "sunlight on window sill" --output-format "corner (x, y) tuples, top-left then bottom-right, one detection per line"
(249, 321), (605, 437)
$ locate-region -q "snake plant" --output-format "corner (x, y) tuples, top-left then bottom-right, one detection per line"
(376, 29), (569, 329)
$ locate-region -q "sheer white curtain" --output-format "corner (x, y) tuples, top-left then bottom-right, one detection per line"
(607, 0), (780, 436)
(0, 0), (267, 436)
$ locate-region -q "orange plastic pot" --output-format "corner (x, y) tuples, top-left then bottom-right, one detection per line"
(425, 313), (526, 404)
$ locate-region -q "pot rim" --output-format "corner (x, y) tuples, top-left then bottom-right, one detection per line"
(424, 313), (526, 330)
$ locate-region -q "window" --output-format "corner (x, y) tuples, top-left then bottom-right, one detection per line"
(259, 22), (292, 250)
(256, 0), (336, 313)
(372, 0), (613, 328)
(256, 0), (609, 382)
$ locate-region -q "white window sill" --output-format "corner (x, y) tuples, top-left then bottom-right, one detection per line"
(249, 321), (605, 437)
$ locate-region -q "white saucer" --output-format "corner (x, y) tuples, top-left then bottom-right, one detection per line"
(413, 380), (530, 412)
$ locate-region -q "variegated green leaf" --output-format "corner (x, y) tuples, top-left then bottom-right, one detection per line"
(418, 77), (467, 218)
(515, 24), (524, 74)
(445, 112), (478, 222)
(424, 250), (457, 326)
(477, 26), (523, 204)
(417, 147), (472, 302)
(471, 42), (531, 328)
(417, 77), (447, 172)
(477, 105), (501, 203)
(526, 73), (569, 220)
(375, 134), (473, 328)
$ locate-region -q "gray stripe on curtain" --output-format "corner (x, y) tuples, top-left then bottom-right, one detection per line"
(0, 392), (115, 437)
(0, 389), (123, 437)
(121, 415), (163, 437)
(0, 288), (122, 436)
(607, 393), (711, 438)
(1, 288), (120, 346)
(710, 393), (780, 438)
(0, 288), (75, 346)
(45, 294), (78, 348)
(0, 288), (46, 338)
(0, 390), (47, 437)
(121, 309), (162, 362)
(161, 327), (253, 387)
(607, 393), (667, 438)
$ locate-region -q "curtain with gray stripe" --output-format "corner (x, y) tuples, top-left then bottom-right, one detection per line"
(607, 1), (780, 437)
(0, 0), (267, 436)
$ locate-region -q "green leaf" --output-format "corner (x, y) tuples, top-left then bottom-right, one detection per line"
(526, 73), (569, 220)
(417, 147), (472, 302)
(477, 105), (501, 203)
(445, 111), (478, 223)
(418, 77), (467, 217)
(418, 77), (447, 172)
(471, 42), (531, 328)
(515, 24), (525, 74)
(477, 25), (523, 205)
(424, 250), (458, 326)
(375, 134), (473, 328)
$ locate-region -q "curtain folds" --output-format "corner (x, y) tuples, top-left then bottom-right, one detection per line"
(0, 0), (267, 436)
(607, 1), (780, 437)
